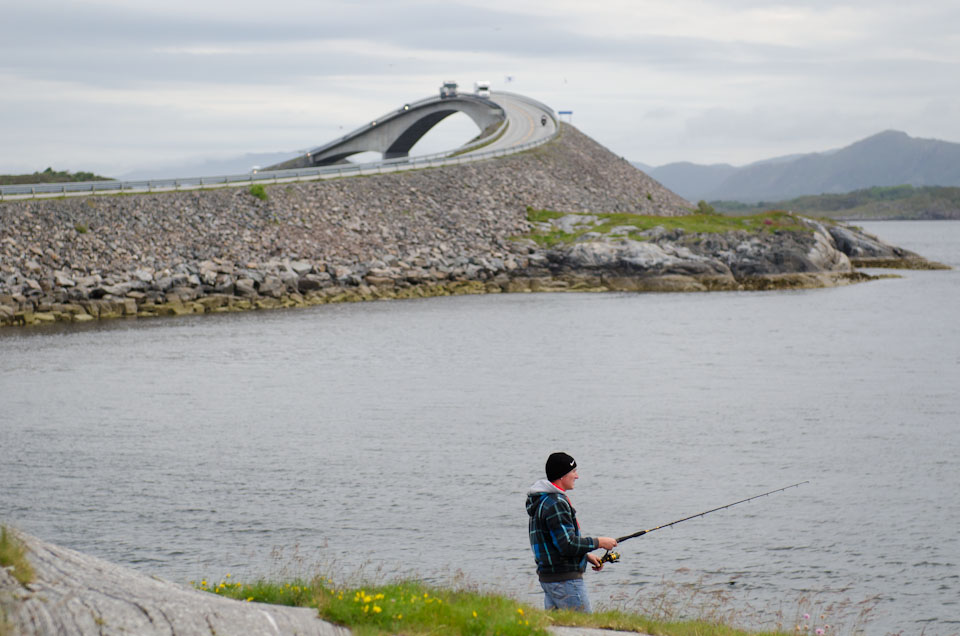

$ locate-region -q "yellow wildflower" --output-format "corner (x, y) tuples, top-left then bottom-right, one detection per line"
(472, 611), (478, 618)
(373, 606), (382, 613)
(517, 608), (524, 616)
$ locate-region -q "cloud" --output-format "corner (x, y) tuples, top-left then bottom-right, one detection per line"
(2, 0), (960, 172)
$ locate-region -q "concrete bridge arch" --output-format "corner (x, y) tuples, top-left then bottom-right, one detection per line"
(274, 96), (505, 169)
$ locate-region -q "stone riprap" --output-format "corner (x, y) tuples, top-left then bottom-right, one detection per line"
(0, 125), (941, 328)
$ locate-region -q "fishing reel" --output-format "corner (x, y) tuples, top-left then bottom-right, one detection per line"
(599, 551), (620, 565)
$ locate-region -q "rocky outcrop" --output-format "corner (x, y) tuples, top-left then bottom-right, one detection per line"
(1, 530), (645, 636)
(826, 224), (949, 269)
(0, 126), (944, 328)
(507, 215), (876, 294)
(0, 530), (348, 636)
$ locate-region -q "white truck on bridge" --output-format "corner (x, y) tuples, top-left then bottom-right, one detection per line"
(474, 80), (491, 98)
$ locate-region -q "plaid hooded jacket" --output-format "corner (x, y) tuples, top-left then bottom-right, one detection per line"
(525, 479), (599, 581)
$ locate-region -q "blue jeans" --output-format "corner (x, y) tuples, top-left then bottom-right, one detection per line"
(540, 578), (591, 612)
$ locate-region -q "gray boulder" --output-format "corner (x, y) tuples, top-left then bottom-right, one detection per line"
(234, 278), (257, 297)
(0, 530), (349, 636)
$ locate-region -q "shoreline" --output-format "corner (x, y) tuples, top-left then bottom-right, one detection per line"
(2, 269), (888, 329)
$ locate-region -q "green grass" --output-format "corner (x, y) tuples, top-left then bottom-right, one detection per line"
(195, 576), (794, 636)
(0, 526), (34, 586)
(522, 208), (811, 248)
(525, 207), (565, 223)
(249, 184), (269, 201)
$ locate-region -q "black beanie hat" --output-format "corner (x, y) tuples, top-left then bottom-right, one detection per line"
(546, 452), (577, 482)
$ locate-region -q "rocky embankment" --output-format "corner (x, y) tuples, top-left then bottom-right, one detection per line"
(0, 125), (944, 328)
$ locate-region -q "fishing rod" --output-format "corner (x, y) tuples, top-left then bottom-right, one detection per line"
(599, 481), (809, 564)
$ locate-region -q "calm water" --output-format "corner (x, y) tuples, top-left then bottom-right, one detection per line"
(1, 221), (958, 635)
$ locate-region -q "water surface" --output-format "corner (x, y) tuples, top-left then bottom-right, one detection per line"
(1, 221), (958, 634)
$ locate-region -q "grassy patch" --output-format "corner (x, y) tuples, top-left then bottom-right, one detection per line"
(196, 576), (793, 636)
(249, 184), (269, 201)
(0, 526), (34, 586)
(525, 206), (564, 223)
(198, 577), (549, 635)
(522, 208), (811, 247)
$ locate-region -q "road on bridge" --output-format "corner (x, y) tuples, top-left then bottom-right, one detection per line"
(465, 92), (556, 155)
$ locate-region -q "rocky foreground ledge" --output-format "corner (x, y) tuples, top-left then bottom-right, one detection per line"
(0, 531), (348, 635)
(0, 531), (640, 636)
(0, 125), (946, 328)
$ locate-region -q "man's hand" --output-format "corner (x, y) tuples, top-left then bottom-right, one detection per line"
(597, 536), (617, 550)
(587, 553), (604, 571)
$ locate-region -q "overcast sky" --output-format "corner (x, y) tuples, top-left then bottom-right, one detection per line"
(2, 0), (958, 177)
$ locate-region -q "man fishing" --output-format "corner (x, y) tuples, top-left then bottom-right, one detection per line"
(526, 452), (617, 612)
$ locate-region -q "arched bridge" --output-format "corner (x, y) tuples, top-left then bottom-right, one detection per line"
(0, 92), (557, 200)
(269, 91), (555, 170)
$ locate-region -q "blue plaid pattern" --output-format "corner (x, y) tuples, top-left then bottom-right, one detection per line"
(526, 492), (597, 576)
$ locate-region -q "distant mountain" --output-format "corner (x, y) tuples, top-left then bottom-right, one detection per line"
(712, 185), (960, 221)
(641, 162), (738, 200)
(637, 131), (960, 203)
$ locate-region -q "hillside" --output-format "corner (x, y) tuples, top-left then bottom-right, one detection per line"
(713, 185), (960, 220)
(0, 167), (112, 185)
(641, 131), (960, 202)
